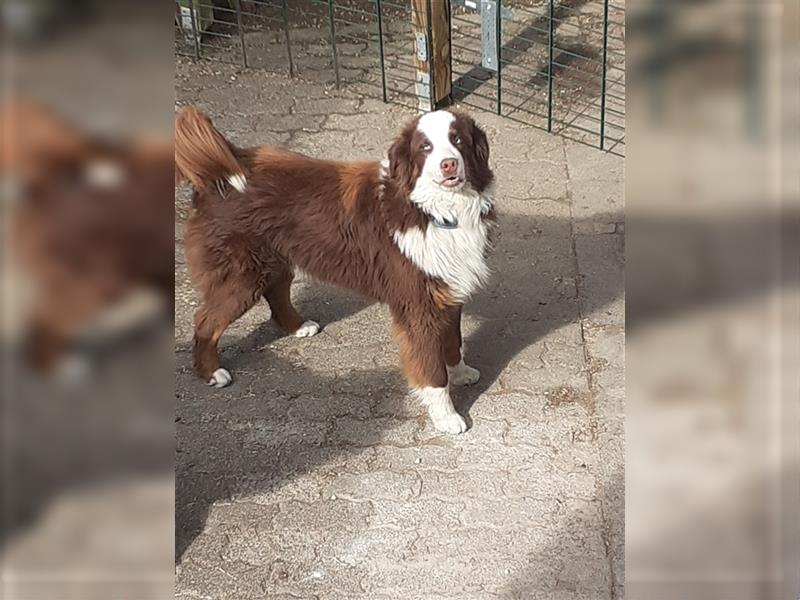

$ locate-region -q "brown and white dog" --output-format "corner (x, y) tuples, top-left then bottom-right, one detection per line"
(3, 102), (175, 373)
(175, 107), (495, 433)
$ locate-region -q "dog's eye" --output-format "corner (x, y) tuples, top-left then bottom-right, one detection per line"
(421, 142), (432, 152)
(454, 136), (462, 145)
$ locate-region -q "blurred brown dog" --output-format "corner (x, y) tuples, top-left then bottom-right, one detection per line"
(2, 102), (174, 371)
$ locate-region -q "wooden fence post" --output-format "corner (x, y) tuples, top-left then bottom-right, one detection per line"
(412, 0), (451, 111)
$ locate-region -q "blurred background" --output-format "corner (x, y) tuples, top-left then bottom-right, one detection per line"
(626, 0), (798, 599)
(1, 0), (798, 599)
(1, 2), (175, 599)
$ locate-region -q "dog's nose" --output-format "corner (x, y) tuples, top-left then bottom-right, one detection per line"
(440, 158), (458, 177)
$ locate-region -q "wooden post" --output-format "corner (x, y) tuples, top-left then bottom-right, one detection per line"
(412, 0), (451, 111)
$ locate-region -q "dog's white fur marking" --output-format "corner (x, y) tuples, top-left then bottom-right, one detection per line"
(393, 111), (494, 302)
(295, 320), (320, 338)
(209, 367), (232, 388)
(393, 185), (492, 301)
(414, 385), (467, 434)
(448, 358), (481, 386)
(416, 111), (465, 184)
(226, 173), (247, 193)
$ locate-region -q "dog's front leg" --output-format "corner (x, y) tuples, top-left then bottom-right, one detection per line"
(393, 316), (467, 434)
(441, 305), (480, 386)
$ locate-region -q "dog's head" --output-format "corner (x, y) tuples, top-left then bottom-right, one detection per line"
(387, 110), (492, 197)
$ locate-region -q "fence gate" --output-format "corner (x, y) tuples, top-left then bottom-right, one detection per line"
(175, 0), (624, 156)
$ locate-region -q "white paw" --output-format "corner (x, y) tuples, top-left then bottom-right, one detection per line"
(448, 361), (481, 386)
(294, 320), (320, 338)
(430, 410), (468, 434)
(415, 386), (468, 434)
(208, 367), (232, 388)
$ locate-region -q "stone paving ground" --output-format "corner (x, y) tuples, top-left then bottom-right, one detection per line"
(175, 56), (624, 599)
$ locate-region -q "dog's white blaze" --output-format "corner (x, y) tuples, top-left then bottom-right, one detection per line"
(413, 386), (467, 434)
(226, 173), (247, 193)
(416, 110), (464, 182)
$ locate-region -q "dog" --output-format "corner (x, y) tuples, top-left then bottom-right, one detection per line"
(175, 107), (495, 433)
(2, 101), (175, 373)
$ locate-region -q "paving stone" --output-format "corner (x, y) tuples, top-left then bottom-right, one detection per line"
(272, 499), (373, 532)
(566, 140), (624, 226)
(368, 440), (463, 472)
(327, 415), (422, 447)
(325, 470), (422, 503)
(576, 233), (625, 327)
(583, 323), (625, 418)
(366, 497), (465, 531)
(419, 469), (507, 499)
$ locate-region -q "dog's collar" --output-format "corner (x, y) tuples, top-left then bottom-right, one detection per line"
(432, 216), (458, 230)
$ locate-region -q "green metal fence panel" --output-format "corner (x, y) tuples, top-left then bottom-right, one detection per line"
(174, 0), (624, 156)
(449, 0), (625, 155)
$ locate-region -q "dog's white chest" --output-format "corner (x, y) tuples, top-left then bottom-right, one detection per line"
(392, 182), (494, 302)
(394, 194), (491, 302)
(393, 211), (491, 302)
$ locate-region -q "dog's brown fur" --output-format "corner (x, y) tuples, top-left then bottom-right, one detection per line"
(175, 106), (493, 391)
(174, 107), (243, 191)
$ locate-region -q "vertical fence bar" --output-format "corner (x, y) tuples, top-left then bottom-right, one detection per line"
(425, 0), (435, 110)
(547, 0), (554, 132)
(447, 0), (453, 103)
(599, 0), (609, 149)
(495, 0), (502, 115)
(233, 0), (248, 68)
(189, 0), (201, 58)
(375, 0), (387, 102)
(328, 0), (341, 88)
(281, 0), (294, 77)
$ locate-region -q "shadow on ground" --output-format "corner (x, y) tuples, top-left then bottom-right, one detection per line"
(174, 209), (625, 561)
(176, 204), (799, 575)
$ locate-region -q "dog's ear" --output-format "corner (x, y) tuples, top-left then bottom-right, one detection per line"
(456, 114), (492, 193)
(387, 118), (421, 195)
(387, 130), (412, 191)
(387, 133), (408, 180)
(471, 118), (489, 170)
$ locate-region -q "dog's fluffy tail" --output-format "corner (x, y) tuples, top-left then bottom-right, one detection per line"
(174, 106), (246, 193)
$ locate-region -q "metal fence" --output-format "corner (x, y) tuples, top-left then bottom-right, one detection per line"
(175, 0), (624, 156)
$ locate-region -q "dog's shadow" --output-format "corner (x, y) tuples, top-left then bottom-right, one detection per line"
(175, 289), (395, 562)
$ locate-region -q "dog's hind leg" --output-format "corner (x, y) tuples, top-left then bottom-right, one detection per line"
(263, 269), (319, 338)
(193, 283), (260, 387)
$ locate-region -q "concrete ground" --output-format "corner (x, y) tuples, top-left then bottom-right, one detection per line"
(175, 56), (624, 599)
